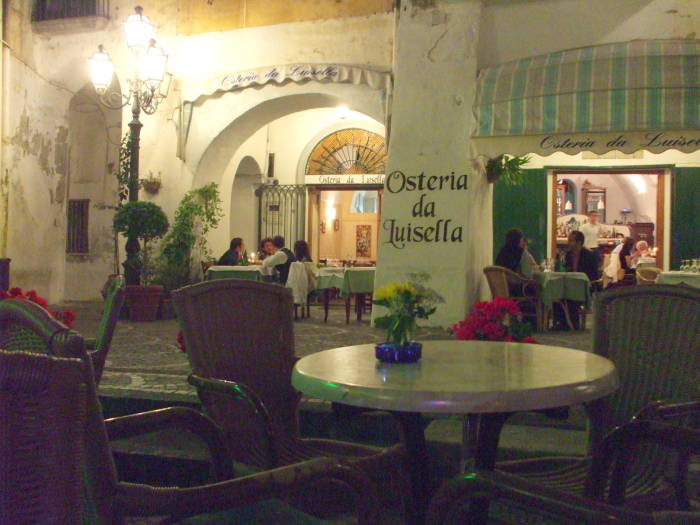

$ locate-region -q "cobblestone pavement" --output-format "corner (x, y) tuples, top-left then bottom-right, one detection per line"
(63, 300), (593, 403)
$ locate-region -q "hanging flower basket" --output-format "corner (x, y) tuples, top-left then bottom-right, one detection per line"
(141, 179), (162, 194)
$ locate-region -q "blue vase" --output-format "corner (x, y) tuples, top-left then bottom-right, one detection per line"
(375, 341), (422, 363)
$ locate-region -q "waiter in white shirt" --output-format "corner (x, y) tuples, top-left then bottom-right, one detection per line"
(579, 211), (602, 269)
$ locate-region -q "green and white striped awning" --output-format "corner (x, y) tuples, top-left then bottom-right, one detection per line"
(472, 39), (700, 157)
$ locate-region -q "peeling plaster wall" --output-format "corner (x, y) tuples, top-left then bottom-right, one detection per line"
(4, 59), (71, 301)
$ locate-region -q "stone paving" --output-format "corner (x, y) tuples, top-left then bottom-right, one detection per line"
(63, 299), (593, 404)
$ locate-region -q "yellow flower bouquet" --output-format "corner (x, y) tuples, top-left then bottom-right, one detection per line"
(373, 275), (442, 362)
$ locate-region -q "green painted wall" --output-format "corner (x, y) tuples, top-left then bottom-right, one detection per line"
(671, 168), (700, 270)
(492, 169), (548, 264)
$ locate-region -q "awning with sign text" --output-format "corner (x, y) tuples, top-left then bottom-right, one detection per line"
(471, 39), (700, 157)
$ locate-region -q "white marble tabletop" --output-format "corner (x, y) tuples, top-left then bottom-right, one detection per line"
(292, 340), (618, 414)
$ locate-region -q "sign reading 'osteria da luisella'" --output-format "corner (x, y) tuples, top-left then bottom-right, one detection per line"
(381, 170), (469, 250)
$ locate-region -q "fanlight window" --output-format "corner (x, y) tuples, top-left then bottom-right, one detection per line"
(305, 129), (386, 175)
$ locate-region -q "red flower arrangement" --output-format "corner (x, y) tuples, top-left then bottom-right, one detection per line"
(450, 296), (537, 343)
(0, 287), (76, 328)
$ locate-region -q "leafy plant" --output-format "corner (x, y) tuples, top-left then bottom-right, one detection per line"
(373, 277), (443, 347)
(113, 201), (169, 285)
(486, 154), (530, 185)
(450, 297), (536, 342)
(154, 183), (223, 290)
(116, 134), (133, 204)
(140, 171), (162, 194)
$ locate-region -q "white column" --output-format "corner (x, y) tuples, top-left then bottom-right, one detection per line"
(375, 0), (490, 327)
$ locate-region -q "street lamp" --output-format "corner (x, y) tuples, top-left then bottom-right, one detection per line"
(89, 6), (170, 285)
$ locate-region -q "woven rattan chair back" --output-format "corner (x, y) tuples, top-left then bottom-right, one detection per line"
(91, 275), (125, 383)
(483, 266), (514, 298)
(0, 350), (87, 524)
(172, 279), (298, 467)
(0, 299), (119, 522)
(0, 298), (82, 358)
(592, 285), (700, 482)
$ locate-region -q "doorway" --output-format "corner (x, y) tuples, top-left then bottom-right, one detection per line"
(308, 186), (382, 263)
(551, 169), (665, 266)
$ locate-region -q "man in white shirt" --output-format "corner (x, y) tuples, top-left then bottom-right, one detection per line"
(261, 235), (297, 284)
(579, 211), (601, 268)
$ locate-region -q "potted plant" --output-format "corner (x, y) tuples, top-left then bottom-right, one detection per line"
(450, 297), (537, 343)
(114, 201), (169, 321)
(372, 275), (443, 363)
(485, 154), (530, 184)
(153, 183), (223, 319)
(141, 172), (162, 194)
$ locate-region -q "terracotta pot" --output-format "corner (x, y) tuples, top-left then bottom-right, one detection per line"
(125, 284), (164, 322)
(158, 292), (177, 320)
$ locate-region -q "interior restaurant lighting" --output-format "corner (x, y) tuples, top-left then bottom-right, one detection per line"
(565, 200), (573, 211)
(597, 199), (605, 210)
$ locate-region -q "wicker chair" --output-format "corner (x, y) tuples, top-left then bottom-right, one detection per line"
(0, 276), (124, 385)
(483, 266), (543, 331)
(85, 274), (125, 383)
(0, 343), (378, 523)
(637, 266), (662, 285)
(427, 420), (700, 524)
(172, 279), (410, 521)
(496, 285), (700, 511)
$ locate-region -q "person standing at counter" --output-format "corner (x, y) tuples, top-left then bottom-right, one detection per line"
(580, 211), (601, 268)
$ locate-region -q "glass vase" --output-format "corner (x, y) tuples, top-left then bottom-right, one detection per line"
(375, 341), (422, 363)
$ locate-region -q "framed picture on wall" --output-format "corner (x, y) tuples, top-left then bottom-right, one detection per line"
(356, 225), (371, 258)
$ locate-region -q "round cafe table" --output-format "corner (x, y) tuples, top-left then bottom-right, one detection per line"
(292, 340), (618, 524)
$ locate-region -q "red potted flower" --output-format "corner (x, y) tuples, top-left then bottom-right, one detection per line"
(450, 297), (537, 343)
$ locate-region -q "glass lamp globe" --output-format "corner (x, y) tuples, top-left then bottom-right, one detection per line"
(124, 6), (154, 49)
(89, 45), (114, 94)
(138, 41), (168, 90)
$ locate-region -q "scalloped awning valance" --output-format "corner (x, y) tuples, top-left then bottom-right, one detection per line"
(181, 63), (392, 104)
(471, 39), (700, 158)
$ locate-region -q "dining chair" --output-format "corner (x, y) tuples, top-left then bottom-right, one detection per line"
(86, 274), (125, 383)
(427, 421), (700, 524)
(286, 261), (310, 319)
(496, 284), (700, 511)
(482, 266), (543, 331)
(0, 347), (378, 524)
(172, 279), (411, 522)
(0, 276), (125, 385)
(637, 266), (662, 285)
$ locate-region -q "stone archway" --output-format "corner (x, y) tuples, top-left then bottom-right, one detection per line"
(229, 156), (262, 253)
(189, 84), (386, 252)
(65, 83), (121, 300)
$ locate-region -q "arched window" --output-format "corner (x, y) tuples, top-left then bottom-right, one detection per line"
(305, 129), (386, 175)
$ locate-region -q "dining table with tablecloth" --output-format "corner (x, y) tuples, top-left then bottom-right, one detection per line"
(657, 271), (700, 289)
(205, 265), (270, 281)
(315, 267), (375, 322)
(536, 271), (591, 330)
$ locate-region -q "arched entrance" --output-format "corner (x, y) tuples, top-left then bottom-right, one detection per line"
(229, 156), (261, 254)
(65, 84), (121, 300)
(189, 83), (386, 254)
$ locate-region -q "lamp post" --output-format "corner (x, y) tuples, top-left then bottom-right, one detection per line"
(89, 6), (170, 285)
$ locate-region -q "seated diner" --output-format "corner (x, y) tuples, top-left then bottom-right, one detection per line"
(217, 237), (245, 266)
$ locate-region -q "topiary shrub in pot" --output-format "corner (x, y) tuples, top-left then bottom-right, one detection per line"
(113, 201), (169, 321)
